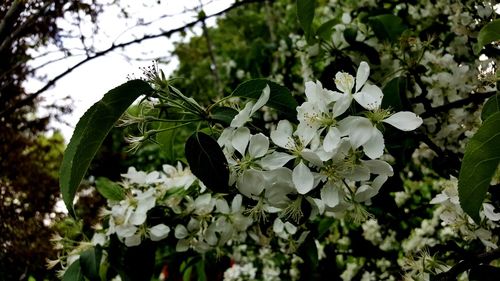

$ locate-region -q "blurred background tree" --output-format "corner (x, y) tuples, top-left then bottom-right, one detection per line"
(0, 1), (102, 279)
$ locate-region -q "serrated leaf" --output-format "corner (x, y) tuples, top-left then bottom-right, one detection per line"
(80, 246), (103, 281)
(482, 94), (500, 121)
(95, 177), (125, 201)
(475, 19), (500, 54)
(185, 132), (229, 193)
(60, 80), (153, 215)
(63, 260), (84, 281)
(231, 79), (298, 120)
(209, 106), (238, 126)
(459, 112), (500, 223)
(297, 0), (316, 38)
(369, 14), (407, 43)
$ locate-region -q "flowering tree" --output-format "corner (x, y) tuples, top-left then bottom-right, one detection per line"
(52, 0), (500, 280)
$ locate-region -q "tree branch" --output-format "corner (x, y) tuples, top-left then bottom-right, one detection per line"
(420, 91), (496, 118)
(0, 0), (268, 119)
(0, 2), (53, 54)
(433, 248), (500, 281)
(0, 0), (23, 43)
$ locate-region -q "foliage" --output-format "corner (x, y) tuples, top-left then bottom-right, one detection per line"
(0, 1), (102, 280)
(54, 0), (500, 281)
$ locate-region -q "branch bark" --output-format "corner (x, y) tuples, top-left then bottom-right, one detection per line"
(0, 0), (267, 119)
(433, 248), (500, 281)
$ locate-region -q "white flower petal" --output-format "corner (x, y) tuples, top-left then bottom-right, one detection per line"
(230, 102), (254, 127)
(324, 127), (341, 152)
(483, 203), (500, 221)
(355, 61), (370, 93)
(363, 128), (385, 159)
(176, 239), (190, 252)
(363, 160), (394, 176)
(273, 218), (285, 233)
(307, 197), (325, 216)
(354, 84), (383, 110)
(125, 234), (142, 247)
(349, 118), (373, 148)
(372, 175), (388, 190)
(129, 211), (147, 226)
(259, 151), (295, 170)
(249, 133), (269, 158)
(430, 193), (449, 204)
(321, 183), (340, 208)
(331, 94), (353, 117)
(150, 224), (170, 241)
(251, 84), (270, 115)
(136, 195), (156, 214)
(354, 184), (376, 202)
(296, 122), (317, 146)
(174, 224), (188, 239)
(216, 198), (230, 214)
(347, 165), (370, 181)
(237, 169), (266, 197)
(383, 111), (423, 131)
(217, 127), (234, 147)
(231, 127), (251, 156)
(284, 222), (297, 234)
(116, 224), (138, 238)
(335, 72), (355, 94)
(305, 81), (335, 108)
(292, 161), (315, 194)
(91, 233), (107, 246)
(271, 120), (294, 149)
(231, 194), (243, 213)
(300, 149), (323, 167)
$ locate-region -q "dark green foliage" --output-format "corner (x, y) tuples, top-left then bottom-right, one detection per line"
(459, 112), (500, 222)
(60, 80), (153, 215)
(185, 132), (229, 193)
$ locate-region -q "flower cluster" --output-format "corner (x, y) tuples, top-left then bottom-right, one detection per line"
(218, 61), (422, 229)
(430, 177), (500, 249)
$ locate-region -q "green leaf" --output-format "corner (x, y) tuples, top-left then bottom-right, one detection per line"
(475, 19), (500, 54)
(382, 76), (406, 111)
(195, 261), (207, 281)
(231, 79), (298, 120)
(60, 80), (153, 215)
(95, 177), (125, 201)
(481, 94), (500, 121)
(346, 41), (381, 65)
(63, 260), (84, 281)
(368, 14), (407, 43)
(317, 217), (335, 239)
(316, 19), (339, 41)
(209, 106), (238, 126)
(297, 235), (318, 278)
(343, 27), (358, 43)
(470, 265), (500, 281)
(296, 0), (316, 39)
(459, 112), (500, 223)
(185, 132), (229, 193)
(108, 237), (156, 281)
(80, 246), (103, 281)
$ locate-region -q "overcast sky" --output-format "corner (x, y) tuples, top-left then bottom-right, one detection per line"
(26, 0), (234, 141)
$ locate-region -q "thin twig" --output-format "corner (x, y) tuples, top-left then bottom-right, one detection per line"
(433, 248), (500, 281)
(0, 0), (268, 119)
